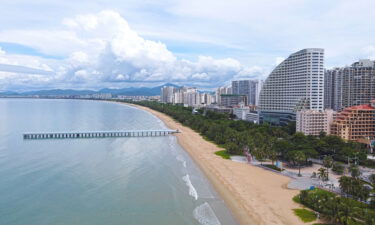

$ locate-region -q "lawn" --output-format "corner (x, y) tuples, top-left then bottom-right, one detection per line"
(215, 150), (230, 159)
(293, 208), (317, 223)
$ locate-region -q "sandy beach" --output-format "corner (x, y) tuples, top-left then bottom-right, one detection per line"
(128, 103), (304, 225)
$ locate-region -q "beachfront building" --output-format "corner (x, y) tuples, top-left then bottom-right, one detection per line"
(232, 79), (263, 106)
(324, 59), (375, 111)
(259, 48), (325, 125)
(331, 100), (375, 142)
(296, 109), (336, 136)
(220, 94), (248, 107)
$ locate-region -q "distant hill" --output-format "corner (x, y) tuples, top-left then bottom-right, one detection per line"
(0, 83), (181, 96)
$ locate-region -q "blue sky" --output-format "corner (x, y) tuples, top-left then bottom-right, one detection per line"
(0, 0), (374, 91)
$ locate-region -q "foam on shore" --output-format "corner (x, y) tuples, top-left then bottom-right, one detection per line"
(182, 174), (198, 200)
(193, 202), (221, 225)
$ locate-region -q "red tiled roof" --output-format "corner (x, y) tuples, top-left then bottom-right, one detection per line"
(345, 104), (375, 110)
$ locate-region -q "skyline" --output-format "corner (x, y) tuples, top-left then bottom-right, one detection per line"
(1, 0), (375, 91)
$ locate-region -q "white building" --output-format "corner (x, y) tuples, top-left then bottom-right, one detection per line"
(161, 86), (175, 103)
(259, 48), (325, 125)
(245, 112), (260, 124)
(233, 104), (250, 120)
(296, 109), (336, 136)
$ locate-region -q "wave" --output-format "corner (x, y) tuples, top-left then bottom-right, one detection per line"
(182, 174), (198, 200)
(193, 202), (221, 225)
(176, 155), (187, 168)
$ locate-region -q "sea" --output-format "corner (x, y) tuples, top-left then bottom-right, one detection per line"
(0, 98), (237, 225)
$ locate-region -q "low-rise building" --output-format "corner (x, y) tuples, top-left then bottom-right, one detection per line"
(233, 106), (250, 120)
(220, 94), (247, 107)
(245, 112), (260, 124)
(331, 100), (375, 142)
(296, 109), (336, 136)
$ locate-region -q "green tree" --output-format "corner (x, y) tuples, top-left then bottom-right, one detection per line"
(268, 149), (278, 165)
(369, 174), (375, 186)
(323, 155), (334, 169)
(349, 165), (361, 178)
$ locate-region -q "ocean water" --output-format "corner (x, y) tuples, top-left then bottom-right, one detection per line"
(0, 99), (237, 225)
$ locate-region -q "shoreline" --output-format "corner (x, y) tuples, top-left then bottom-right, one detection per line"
(123, 102), (304, 225)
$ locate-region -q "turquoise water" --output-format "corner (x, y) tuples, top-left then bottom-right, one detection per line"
(0, 99), (237, 225)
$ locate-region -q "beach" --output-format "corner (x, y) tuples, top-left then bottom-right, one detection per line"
(128, 103), (304, 225)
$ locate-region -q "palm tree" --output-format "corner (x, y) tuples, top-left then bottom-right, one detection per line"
(294, 151), (306, 177)
(339, 176), (351, 195)
(323, 155), (333, 168)
(318, 167), (328, 181)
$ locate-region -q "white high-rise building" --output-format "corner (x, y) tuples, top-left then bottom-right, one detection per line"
(161, 86), (175, 103)
(259, 48), (325, 125)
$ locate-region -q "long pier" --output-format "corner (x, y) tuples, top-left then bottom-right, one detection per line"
(23, 129), (179, 140)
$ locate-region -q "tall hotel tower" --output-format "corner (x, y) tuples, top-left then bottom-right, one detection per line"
(259, 48), (325, 125)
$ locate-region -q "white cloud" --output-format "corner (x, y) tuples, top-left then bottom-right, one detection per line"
(0, 10), (264, 90)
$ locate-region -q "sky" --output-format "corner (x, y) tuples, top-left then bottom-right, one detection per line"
(0, 0), (375, 91)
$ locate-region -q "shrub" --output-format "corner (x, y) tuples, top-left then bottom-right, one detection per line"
(332, 162), (344, 175)
(263, 164), (284, 172)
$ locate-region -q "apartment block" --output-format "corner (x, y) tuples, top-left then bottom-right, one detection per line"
(296, 109), (336, 136)
(324, 59), (375, 111)
(331, 100), (375, 142)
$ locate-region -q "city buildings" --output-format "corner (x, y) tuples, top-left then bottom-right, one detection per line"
(219, 94), (248, 107)
(331, 100), (375, 143)
(161, 86), (215, 107)
(296, 109), (336, 136)
(231, 79), (263, 106)
(324, 59), (375, 111)
(259, 48), (325, 125)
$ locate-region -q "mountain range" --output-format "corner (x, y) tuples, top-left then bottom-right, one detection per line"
(0, 83), (181, 96)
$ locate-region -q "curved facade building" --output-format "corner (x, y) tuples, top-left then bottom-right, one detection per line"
(259, 48), (324, 124)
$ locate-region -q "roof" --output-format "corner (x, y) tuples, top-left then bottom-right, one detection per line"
(345, 104), (375, 110)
